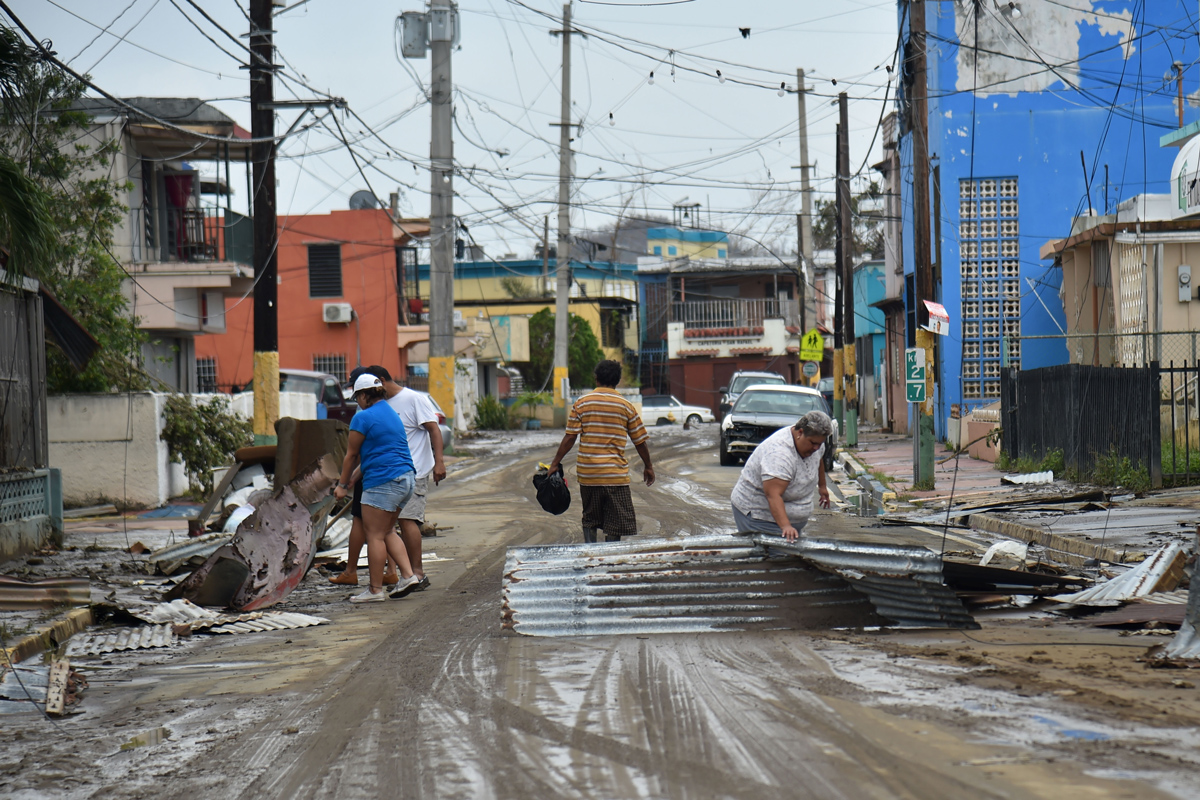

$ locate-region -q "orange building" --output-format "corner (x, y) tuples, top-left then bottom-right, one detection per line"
(195, 209), (427, 390)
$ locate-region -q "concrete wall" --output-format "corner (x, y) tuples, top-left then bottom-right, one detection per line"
(48, 393), (172, 508)
(48, 392), (316, 508)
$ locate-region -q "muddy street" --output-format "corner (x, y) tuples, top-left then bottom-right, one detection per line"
(2, 426), (1196, 799)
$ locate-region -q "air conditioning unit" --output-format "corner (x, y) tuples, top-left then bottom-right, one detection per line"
(323, 303), (354, 324)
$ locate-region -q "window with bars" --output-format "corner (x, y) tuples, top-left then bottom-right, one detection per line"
(959, 176), (1020, 397)
(196, 357), (218, 392)
(308, 243), (343, 298)
(312, 354), (347, 383)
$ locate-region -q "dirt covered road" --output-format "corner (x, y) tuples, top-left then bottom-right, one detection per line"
(2, 426), (1197, 799)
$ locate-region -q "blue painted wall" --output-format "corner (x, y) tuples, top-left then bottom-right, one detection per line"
(853, 259), (887, 378)
(897, 1), (1190, 434)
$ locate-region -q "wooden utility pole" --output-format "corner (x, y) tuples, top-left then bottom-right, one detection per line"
(911, 0), (936, 487)
(832, 123), (844, 433)
(838, 92), (857, 448)
(796, 68), (814, 347)
(249, 0), (278, 446)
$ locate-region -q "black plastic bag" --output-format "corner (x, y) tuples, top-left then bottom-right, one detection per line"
(532, 464), (571, 515)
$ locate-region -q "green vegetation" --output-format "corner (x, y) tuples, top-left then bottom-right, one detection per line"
(1160, 440), (1200, 480)
(473, 395), (513, 431)
(996, 447), (1064, 475)
(0, 27), (148, 392)
(161, 395), (253, 496)
(1092, 448), (1151, 493)
(521, 308), (604, 391)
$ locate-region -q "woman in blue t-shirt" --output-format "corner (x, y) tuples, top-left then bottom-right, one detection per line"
(334, 373), (420, 602)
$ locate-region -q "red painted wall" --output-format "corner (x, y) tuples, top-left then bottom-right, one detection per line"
(196, 209), (402, 390)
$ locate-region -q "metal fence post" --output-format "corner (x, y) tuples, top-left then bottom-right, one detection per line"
(1150, 361), (1163, 489)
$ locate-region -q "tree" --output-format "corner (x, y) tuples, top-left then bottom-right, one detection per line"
(811, 181), (885, 259)
(519, 308), (604, 391)
(0, 27), (146, 392)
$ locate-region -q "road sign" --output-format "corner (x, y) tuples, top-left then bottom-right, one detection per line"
(802, 361), (819, 378)
(905, 348), (926, 404)
(905, 348), (925, 382)
(799, 328), (824, 361)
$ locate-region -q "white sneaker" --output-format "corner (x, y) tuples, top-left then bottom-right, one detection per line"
(388, 574), (421, 599)
(350, 588), (387, 603)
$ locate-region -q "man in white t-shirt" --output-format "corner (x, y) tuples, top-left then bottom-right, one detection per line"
(329, 365), (446, 590)
(730, 410), (832, 541)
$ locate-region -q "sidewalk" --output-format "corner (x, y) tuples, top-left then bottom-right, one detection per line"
(843, 426), (1013, 503)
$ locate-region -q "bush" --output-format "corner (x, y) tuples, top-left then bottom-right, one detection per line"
(473, 395), (513, 430)
(1092, 448), (1151, 493)
(161, 395), (253, 497)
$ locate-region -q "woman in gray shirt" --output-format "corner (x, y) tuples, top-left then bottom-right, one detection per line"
(730, 411), (832, 540)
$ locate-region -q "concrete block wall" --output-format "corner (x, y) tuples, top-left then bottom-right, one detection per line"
(48, 391), (317, 508)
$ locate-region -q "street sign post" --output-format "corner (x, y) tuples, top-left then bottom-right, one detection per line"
(799, 328), (824, 361)
(905, 348), (926, 403)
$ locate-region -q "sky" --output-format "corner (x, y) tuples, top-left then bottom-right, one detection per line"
(17, 0), (898, 260)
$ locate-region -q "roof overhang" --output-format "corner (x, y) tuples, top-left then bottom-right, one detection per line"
(1042, 219), (1200, 259)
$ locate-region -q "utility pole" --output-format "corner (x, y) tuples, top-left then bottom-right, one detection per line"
(796, 69), (814, 343)
(838, 92), (857, 448)
(249, 0), (278, 446)
(832, 122), (844, 434)
(541, 215), (550, 295)
(551, 3), (580, 424)
(911, 0), (936, 488)
(427, 0), (457, 422)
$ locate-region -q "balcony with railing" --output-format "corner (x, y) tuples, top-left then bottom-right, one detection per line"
(670, 298), (798, 336)
(128, 206), (252, 266)
(666, 298), (801, 359)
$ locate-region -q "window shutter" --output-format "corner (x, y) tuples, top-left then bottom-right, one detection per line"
(308, 244), (343, 297)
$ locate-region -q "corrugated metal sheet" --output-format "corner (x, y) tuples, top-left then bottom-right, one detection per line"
(66, 624), (176, 656)
(126, 598), (223, 625)
(0, 665), (48, 701)
(1049, 543), (1186, 607)
(0, 576), (89, 610)
(206, 612), (329, 634)
(149, 532), (233, 573)
(1163, 556), (1200, 659)
(502, 534), (976, 637)
(318, 517), (352, 552)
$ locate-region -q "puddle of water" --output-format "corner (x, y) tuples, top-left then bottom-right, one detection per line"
(1031, 714), (1110, 742)
(120, 726), (170, 750)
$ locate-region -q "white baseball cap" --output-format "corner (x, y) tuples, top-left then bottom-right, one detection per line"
(352, 373), (384, 394)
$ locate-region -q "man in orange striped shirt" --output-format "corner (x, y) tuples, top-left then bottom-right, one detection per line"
(548, 360), (655, 543)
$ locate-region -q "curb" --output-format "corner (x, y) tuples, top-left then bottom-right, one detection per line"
(837, 451), (898, 506)
(3, 607), (92, 665)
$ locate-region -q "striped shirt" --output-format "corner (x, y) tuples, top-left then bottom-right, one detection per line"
(566, 388), (650, 486)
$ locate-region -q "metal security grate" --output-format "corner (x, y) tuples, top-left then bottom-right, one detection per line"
(312, 354), (347, 383)
(960, 176), (1020, 399)
(307, 243), (343, 298)
(0, 472), (50, 525)
(196, 356), (218, 392)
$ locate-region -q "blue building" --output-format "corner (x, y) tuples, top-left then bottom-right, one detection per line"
(852, 259), (888, 425)
(895, 1), (1188, 435)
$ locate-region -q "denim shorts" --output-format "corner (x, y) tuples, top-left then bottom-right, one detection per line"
(360, 471), (416, 513)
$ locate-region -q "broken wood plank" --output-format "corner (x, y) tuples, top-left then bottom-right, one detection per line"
(968, 512), (1131, 566)
(45, 660), (69, 716)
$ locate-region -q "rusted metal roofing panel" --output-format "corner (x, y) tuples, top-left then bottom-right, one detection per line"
(66, 624), (176, 656)
(503, 534), (976, 636)
(206, 612), (329, 634)
(1049, 543), (1186, 607)
(0, 576), (89, 610)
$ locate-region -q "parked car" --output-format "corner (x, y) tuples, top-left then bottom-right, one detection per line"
(718, 370), (787, 419)
(817, 376), (834, 407)
(641, 395), (715, 426)
(279, 369), (358, 424)
(719, 384), (838, 472)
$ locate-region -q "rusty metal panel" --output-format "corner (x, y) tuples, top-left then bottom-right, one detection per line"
(0, 576), (90, 610)
(503, 534), (976, 636)
(1049, 543), (1186, 607)
(66, 624), (176, 656)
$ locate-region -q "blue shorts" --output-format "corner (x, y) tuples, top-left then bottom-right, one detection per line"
(360, 472), (415, 513)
